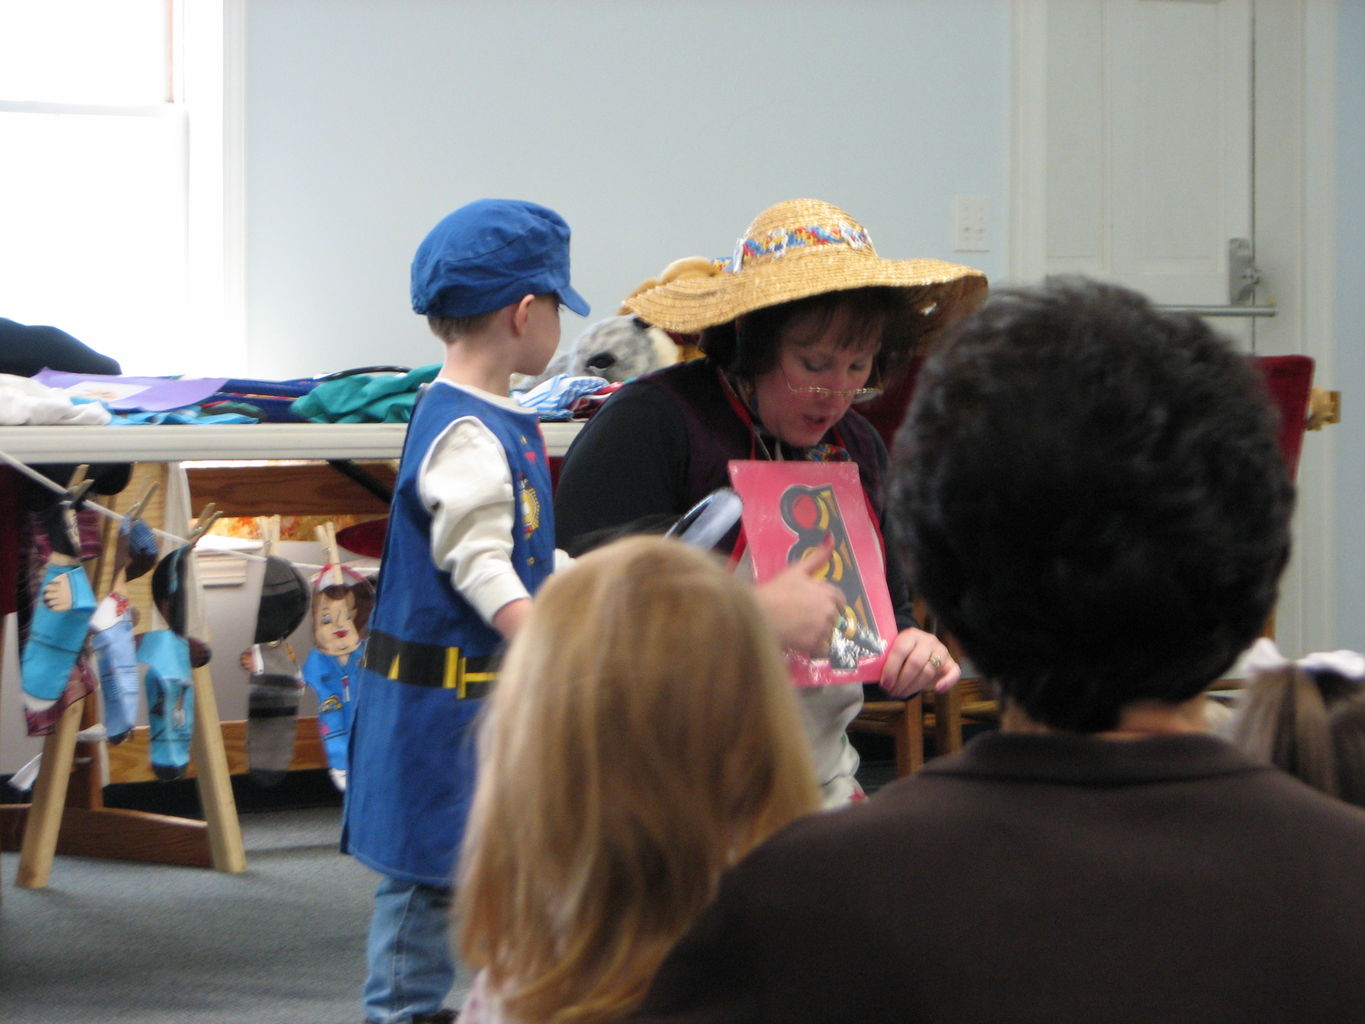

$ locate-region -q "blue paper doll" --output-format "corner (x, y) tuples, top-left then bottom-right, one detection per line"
(302, 562), (373, 791)
(20, 480), (97, 716)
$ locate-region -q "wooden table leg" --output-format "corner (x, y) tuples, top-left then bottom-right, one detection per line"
(16, 699), (83, 888)
(189, 664), (245, 873)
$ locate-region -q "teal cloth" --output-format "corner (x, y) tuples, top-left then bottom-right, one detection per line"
(110, 409), (257, 425)
(293, 365), (440, 423)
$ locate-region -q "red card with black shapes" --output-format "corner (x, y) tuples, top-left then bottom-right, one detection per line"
(728, 460), (894, 687)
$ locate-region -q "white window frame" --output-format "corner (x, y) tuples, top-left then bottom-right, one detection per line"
(0, 0), (246, 376)
(181, 0), (248, 376)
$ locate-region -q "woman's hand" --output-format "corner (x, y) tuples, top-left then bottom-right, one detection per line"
(879, 627), (960, 698)
(754, 536), (843, 656)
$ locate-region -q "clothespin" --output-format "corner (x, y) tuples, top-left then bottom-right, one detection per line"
(126, 479), (160, 523)
(47, 465), (94, 557)
(315, 522), (344, 586)
(64, 478), (95, 512)
(186, 503), (223, 548)
(259, 515), (281, 557)
(112, 479), (160, 584)
(64, 465), (95, 515)
(65, 463), (90, 496)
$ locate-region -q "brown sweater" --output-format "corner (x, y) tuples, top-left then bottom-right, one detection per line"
(629, 732), (1365, 1024)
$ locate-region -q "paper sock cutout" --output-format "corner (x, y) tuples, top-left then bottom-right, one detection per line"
(21, 562), (97, 710)
(89, 597), (139, 741)
(139, 627), (195, 780)
(141, 542), (211, 780)
(89, 514), (159, 743)
(245, 639), (303, 786)
(244, 553), (309, 786)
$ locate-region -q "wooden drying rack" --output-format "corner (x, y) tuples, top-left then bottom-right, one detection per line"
(0, 467), (245, 888)
(0, 422), (581, 893)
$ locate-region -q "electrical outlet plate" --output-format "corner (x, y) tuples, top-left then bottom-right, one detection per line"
(953, 195), (990, 252)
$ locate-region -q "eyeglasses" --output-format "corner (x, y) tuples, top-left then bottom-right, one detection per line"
(780, 366), (882, 402)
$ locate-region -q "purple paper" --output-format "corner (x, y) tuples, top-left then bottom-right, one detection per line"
(33, 369), (230, 412)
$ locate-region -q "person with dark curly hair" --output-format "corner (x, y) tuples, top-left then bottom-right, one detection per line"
(624, 277), (1365, 1024)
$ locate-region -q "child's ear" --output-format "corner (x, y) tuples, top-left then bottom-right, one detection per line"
(512, 294), (537, 333)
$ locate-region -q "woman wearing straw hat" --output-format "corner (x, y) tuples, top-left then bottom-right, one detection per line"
(554, 198), (987, 805)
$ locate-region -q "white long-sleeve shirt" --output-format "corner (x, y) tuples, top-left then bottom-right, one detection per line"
(419, 379), (568, 627)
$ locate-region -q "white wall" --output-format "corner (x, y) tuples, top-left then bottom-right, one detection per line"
(242, 0), (1011, 378)
(238, 0), (1361, 647)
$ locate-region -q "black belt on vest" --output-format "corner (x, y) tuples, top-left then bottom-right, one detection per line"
(363, 630), (497, 698)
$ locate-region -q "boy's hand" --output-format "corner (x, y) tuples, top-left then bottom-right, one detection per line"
(492, 596), (532, 640)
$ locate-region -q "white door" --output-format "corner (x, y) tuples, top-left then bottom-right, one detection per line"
(1011, 0), (1335, 653)
(1015, 0), (1259, 348)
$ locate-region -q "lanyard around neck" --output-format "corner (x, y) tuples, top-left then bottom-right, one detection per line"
(716, 365), (852, 461)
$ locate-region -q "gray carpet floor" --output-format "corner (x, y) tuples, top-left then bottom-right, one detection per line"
(0, 754), (904, 1024)
(0, 805), (458, 1024)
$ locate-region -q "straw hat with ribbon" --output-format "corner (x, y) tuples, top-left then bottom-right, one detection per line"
(622, 198), (988, 334)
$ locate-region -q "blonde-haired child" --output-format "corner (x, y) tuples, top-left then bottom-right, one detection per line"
(456, 535), (820, 1024)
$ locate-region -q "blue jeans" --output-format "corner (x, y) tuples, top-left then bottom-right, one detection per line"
(363, 876), (458, 1023)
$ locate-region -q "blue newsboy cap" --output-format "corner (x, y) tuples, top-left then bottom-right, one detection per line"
(411, 198), (590, 319)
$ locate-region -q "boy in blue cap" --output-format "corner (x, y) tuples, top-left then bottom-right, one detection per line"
(342, 198), (589, 1024)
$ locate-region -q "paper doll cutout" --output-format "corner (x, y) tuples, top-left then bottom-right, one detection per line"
(302, 560), (373, 791)
(20, 475), (97, 717)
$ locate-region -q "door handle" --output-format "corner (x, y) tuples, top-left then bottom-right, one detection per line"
(1154, 305), (1277, 318)
(1228, 237), (1262, 305)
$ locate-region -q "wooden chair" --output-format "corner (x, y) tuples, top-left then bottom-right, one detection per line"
(851, 694), (925, 777)
(850, 679), (999, 780)
(848, 595), (999, 778)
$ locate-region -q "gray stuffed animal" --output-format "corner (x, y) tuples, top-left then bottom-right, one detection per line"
(512, 315), (678, 392)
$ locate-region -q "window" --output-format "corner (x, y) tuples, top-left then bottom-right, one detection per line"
(0, 0), (242, 376)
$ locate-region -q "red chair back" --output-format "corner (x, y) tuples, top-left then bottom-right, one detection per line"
(1253, 355), (1314, 479)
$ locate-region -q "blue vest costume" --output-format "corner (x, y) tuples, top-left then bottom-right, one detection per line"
(342, 383), (555, 885)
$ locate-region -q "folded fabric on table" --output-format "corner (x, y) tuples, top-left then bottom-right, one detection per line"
(512, 373), (609, 420)
(0, 372), (112, 425)
(32, 369), (228, 412)
(109, 408), (257, 425)
(292, 365), (438, 423)
(207, 377), (321, 422)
